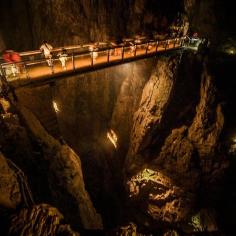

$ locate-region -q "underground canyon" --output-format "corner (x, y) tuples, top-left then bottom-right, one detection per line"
(0, 0), (236, 235)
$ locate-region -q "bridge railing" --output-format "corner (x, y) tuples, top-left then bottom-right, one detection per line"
(0, 37), (188, 83)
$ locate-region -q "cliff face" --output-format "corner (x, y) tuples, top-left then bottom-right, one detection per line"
(13, 51), (228, 232)
(125, 55), (180, 174)
(0, 0), (182, 51)
(18, 104), (103, 229)
(0, 152), (21, 210)
(0, 97), (102, 231)
(8, 204), (79, 236)
(125, 52), (227, 230)
(0, 0), (234, 234)
(15, 58), (157, 226)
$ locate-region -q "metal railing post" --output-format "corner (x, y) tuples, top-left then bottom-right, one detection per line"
(91, 51), (94, 66)
(107, 49), (110, 63)
(134, 45), (137, 57)
(156, 41), (159, 53)
(174, 38), (177, 48)
(23, 62), (30, 79)
(122, 46), (125, 60)
(72, 50), (75, 71)
(51, 60), (54, 74)
(146, 42), (149, 55)
(165, 40), (168, 50)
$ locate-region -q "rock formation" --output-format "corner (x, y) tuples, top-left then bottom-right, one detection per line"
(125, 53), (227, 231)
(0, 0), (235, 234)
(8, 204), (79, 236)
(0, 96), (102, 232)
(0, 152), (21, 211)
(17, 104), (103, 229)
(0, 0), (182, 50)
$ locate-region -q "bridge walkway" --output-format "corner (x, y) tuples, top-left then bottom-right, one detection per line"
(0, 37), (198, 88)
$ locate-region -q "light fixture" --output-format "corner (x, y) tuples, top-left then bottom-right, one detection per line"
(107, 129), (118, 149)
(52, 101), (60, 113)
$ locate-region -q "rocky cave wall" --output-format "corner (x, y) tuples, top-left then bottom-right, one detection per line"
(15, 58), (157, 226)
(14, 48), (229, 233)
(124, 51), (228, 231)
(1, 48), (233, 234)
(1, 0), (235, 234)
(0, 0), (182, 51)
(0, 97), (103, 233)
(1, 0), (235, 52)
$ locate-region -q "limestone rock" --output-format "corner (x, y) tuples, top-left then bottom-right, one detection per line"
(16, 59), (156, 226)
(183, 209), (218, 233)
(8, 204), (79, 236)
(0, 0), (182, 50)
(188, 70), (224, 158)
(18, 104), (103, 229)
(157, 126), (200, 191)
(0, 152), (21, 210)
(125, 54), (226, 230)
(126, 55), (179, 174)
(127, 168), (194, 224)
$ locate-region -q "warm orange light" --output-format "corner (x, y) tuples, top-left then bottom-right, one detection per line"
(52, 101), (59, 113)
(107, 129), (118, 149)
(127, 168), (173, 198)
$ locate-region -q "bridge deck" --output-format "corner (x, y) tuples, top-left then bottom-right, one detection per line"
(0, 37), (194, 88)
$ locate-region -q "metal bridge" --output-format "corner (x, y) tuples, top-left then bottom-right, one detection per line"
(0, 37), (201, 88)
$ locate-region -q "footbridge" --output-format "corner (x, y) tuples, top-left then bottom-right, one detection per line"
(0, 36), (201, 88)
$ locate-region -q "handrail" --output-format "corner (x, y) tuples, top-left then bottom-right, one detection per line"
(6, 158), (35, 208)
(0, 37), (201, 84)
(1, 38), (186, 66)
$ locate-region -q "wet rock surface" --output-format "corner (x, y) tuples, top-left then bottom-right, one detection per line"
(18, 104), (103, 229)
(8, 204), (80, 236)
(125, 52), (227, 232)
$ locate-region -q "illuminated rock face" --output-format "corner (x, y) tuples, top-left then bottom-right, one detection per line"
(125, 53), (227, 228)
(127, 168), (193, 224)
(126, 55), (180, 174)
(14, 52), (227, 230)
(0, 98), (103, 230)
(8, 204), (79, 236)
(18, 105), (103, 229)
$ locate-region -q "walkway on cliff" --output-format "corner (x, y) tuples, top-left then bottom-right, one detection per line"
(0, 37), (200, 88)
